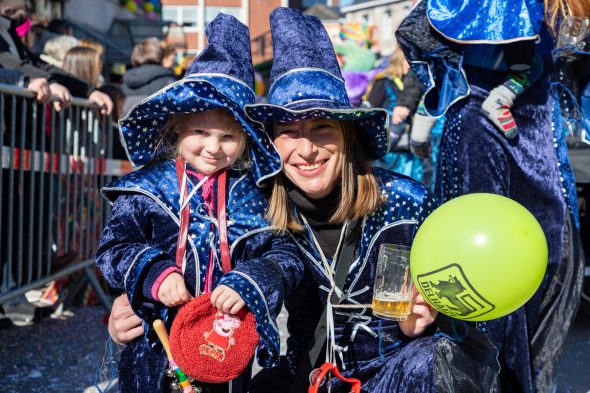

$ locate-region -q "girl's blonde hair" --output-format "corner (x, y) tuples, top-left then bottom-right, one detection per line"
(266, 120), (384, 232)
(154, 109), (250, 170)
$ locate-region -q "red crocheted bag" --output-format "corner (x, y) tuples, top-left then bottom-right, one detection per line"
(169, 293), (259, 383)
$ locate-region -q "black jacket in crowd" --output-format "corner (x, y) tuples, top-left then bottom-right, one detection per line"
(121, 64), (176, 115)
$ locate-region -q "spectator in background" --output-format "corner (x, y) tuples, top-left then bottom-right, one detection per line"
(0, 68), (51, 102)
(0, 9), (112, 113)
(30, 18), (73, 55)
(160, 42), (176, 70)
(121, 37), (176, 115)
(97, 83), (128, 160)
(62, 46), (102, 87)
(80, 39), (105, 85)
(39, 34), (79, 68)
(366, 50), (426, 182)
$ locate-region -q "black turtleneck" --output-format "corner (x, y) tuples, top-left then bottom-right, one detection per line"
(287, 183), (344, 259)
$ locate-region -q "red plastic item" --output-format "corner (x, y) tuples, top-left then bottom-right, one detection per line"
(308, 362), (362, 393)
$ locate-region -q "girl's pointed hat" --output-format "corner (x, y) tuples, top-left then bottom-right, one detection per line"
(119, 14), (282, 185)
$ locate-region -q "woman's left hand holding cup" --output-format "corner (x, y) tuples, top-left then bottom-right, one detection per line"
(398, 290), (438, 338)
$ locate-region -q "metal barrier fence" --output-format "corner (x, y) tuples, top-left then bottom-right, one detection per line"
(0, 83), (131, 309)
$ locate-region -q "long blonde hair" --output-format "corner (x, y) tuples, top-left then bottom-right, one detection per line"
(266, 121), (384, 232)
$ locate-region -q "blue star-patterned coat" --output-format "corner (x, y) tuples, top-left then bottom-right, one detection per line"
(96, 160), (303, 393)
(283, 168), (499, 392)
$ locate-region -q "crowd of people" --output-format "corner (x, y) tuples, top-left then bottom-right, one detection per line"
(0, 0), (589, 393)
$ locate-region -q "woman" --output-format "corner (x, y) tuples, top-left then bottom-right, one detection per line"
(396, 1), (587, 392)
(62, 46), (102, 87)
(108, 8), (500, 393)
(365, 49), (426, 182)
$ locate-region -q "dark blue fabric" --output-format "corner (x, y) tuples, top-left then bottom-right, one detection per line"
(395, 0), (469, 117)
(244, 7), (389, 160)
(427, 0), (544, 43)
(267, 7), (341, 85)
(281, 169), (499, 392)
(96, 161), (304, 392)
(186, 13), (254, 88)
(435, 68), (579, 393)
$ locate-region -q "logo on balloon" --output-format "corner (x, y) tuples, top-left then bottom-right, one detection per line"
(416, 263), (495, 320)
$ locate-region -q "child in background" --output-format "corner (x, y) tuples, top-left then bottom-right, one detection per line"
(96, 14), (301, 393)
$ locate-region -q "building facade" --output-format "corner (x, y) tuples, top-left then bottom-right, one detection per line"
(340, 0), (412, 55)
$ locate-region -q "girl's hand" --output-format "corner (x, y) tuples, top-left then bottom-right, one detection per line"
(210, 285), (246, 314)
(158, 273), (192, 307)
(398, 290), (438, 338)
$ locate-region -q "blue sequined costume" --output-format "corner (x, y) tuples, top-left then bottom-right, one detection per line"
(397, 2), (585, 392)
(283, 168), (499, 392)
(97, 160), (302, 392)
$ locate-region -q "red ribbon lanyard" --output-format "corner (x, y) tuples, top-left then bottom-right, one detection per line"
(175, 157), (232, 278)
(175, 157), (190, 270)
(217, 171), (232, 274)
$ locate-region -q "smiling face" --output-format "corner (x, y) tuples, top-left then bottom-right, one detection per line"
(176, 109), (246, 175)
(272, 118), (345, 199)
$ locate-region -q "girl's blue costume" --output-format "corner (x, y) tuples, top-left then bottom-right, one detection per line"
(397, 2), (585, 392)
(246, 8), (500, 393)
(96, 14), (302, 393)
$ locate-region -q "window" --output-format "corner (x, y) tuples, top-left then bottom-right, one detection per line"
(161, 6), (199, 27)
(205, 6), (243, 25)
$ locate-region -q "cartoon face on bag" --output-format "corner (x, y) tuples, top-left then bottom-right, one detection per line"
(272, 118), (345, 199)
(172, 108), (247, 175)
(214, 313), (241, 337)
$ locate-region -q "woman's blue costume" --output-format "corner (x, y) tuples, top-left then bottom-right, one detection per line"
(247, 8), (500, 393)
(397, 2), (585, 392)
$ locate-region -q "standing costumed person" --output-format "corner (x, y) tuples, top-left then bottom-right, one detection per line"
(96, 14), (302, 393)
(396, 1), (587, 392)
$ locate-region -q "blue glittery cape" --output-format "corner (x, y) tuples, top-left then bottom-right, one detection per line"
(427, 0), (544, 43)
(96, 160), (303, 392)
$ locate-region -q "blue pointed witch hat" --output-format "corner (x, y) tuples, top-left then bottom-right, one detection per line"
(245, 7), (389, 159)
(118, 13), (282, 185)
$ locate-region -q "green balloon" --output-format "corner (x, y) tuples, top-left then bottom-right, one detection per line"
(410, 193), (547, 321)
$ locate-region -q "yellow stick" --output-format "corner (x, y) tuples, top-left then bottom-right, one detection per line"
(153, 319), (174, 363)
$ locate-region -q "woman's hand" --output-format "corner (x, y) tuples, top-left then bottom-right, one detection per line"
(210, 285), (246, 314)
(398, 290), (438, 338)
(158, 273), (192, 307)
(108, 293), (144, 345)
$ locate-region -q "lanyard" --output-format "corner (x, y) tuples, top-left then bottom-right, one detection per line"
(174, 157), (232, 291)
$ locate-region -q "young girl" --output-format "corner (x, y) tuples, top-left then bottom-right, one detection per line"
(96, 14), (301, 393)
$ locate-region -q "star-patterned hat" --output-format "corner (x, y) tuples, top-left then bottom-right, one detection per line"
(118, 13), (282, 185)
(245, 7), (389, 159)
